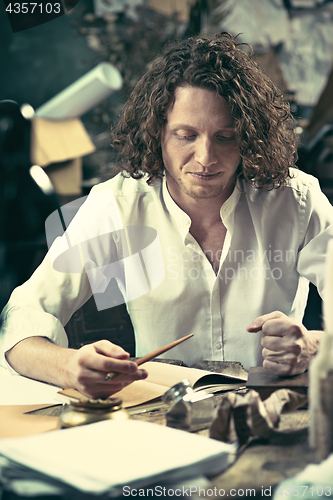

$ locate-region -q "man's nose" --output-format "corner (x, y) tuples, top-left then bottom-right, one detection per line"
(194, 138), (218, 167)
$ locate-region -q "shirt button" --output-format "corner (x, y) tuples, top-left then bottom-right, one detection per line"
(215, 342), (222, 350)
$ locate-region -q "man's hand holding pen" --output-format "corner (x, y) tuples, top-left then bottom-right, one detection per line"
(67, 340), (148, 399)
(67, 333), (194, 398)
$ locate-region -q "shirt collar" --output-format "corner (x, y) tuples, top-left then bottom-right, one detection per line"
(219, 179), (242, 224)
(162, 175), (242, 238)
(162, 177), (191, 238)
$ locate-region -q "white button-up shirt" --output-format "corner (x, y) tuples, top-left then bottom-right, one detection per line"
(1, 169), (332, 371)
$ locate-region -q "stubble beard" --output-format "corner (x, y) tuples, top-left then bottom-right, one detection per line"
(181, 183), (228, 199)
(175, 173), (236, 200)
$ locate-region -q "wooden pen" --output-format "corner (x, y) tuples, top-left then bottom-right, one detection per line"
(98, 333), (194, 383)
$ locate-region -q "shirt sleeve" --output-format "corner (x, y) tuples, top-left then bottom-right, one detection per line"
(296, 176), (333, 299)
(0, 180), (123, 370)
(0, 248), (93, 370)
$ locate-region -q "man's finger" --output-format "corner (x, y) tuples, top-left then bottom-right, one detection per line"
(91, 368), (148, 384)
(263, 358), (295, 376)
(93, 340), (130, 359)
(247, 311), (285, 332)
(77, 346), (138, 375)
(99, 368), (148, 384)
(94, 356), (139, 375)
(261, 332), (302, 352)
(262, 347), (298, 364)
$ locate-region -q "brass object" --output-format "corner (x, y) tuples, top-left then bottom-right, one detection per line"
(59, 397), (129, 428)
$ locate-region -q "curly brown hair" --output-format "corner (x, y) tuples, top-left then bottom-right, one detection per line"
(111, 32), (297, 188)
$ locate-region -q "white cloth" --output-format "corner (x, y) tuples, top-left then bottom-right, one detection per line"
(1, 169), (332, 370)
(272, 453), (333, 499)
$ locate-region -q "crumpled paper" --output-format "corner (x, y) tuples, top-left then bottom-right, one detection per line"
(209, 389), (307, 446)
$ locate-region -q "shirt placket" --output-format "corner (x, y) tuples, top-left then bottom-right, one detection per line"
(185, 235), (224, 361)
(210, 275), (223, 360)
(212, 208), (235, 361)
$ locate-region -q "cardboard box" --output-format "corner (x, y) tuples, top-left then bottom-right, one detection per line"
(31, 117), (96, 196)
(147, 0), (193, 21)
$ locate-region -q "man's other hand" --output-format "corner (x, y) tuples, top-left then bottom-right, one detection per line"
(247, 311), (321, 375)
(67, 340), (148, 399)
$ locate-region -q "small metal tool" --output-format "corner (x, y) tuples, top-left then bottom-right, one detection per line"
(162, 379), (216, 432)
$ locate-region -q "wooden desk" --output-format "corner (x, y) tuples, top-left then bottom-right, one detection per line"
(132, 406), (317, 498)
(2, 362), (320, 500)
(29, 402), (317, 499)
(208, 409), (317, 498)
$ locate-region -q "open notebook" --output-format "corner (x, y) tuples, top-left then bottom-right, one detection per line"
(58, 361), (248, 408)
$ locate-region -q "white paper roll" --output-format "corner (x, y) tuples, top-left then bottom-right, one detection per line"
(36, 62), (123, 119)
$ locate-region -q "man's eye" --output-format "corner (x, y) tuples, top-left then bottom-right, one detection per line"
(216, 135), (235, 142)
(177, 134), (196, 141)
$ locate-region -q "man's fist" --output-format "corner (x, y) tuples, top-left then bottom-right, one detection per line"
(247, 311), (321, 375)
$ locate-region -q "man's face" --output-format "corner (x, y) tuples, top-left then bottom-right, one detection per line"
(161, 86), (241, 202)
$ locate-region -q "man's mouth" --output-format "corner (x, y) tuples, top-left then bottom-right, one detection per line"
(190, 172), (220, 180)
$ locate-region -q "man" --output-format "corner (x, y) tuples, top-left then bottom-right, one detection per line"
(1, 33), (332, 399)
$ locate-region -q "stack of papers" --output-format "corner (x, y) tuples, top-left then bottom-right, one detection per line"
(0, 366), (61, 405)
(0, 367), (61, 438)
(0, 419), (236, 498)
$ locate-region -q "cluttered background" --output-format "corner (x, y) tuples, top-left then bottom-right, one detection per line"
(1, 0), (333, 352)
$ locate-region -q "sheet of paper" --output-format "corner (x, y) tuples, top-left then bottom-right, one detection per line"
(0, 406), (59, 438)
(59, 379), (168, 408)
(0, 419), (236, 497)
(0, 367), (61, 405)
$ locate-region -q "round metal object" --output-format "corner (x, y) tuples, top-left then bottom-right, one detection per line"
(59, 397), (130, 428)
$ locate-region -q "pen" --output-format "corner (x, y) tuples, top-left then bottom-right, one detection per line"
(97, 333), (194, 383)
